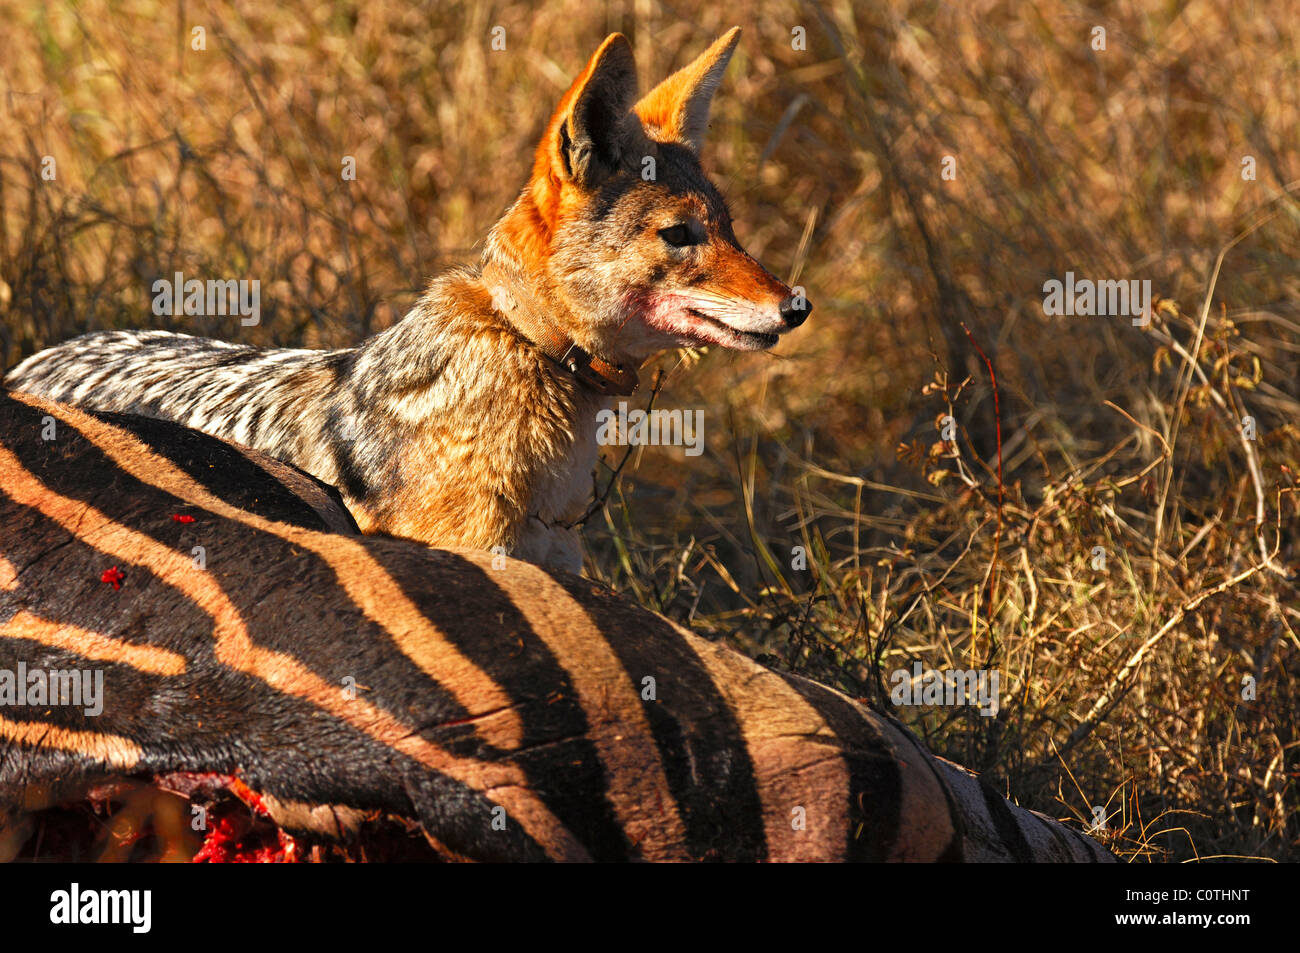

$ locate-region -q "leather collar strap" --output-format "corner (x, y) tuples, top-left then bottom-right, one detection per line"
(481, 261), (639, 397)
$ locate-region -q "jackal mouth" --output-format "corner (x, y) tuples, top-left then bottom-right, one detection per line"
(685, 307), (780, 350)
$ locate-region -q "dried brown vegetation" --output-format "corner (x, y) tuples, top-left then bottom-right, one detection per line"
(1, 0), (1296, 860)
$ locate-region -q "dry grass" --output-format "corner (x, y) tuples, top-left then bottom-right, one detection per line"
(1, 0), (1297, 861)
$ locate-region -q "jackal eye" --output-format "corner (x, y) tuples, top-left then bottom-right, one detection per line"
(658, 224), (700, 248)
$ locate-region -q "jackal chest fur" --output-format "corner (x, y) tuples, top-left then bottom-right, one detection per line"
(334, 315), (606, 576)
(515, 398), (602, 572)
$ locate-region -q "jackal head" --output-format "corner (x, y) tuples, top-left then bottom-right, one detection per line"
(487, 28), (811, 368)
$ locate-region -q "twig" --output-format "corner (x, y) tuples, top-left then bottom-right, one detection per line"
(1147, 324), (1289, 577)
(1152, 205), (1284, 590)
(1052, 558), (1272, 763)
(960, 321), (1003, 664)
(568, 369), (664, 529)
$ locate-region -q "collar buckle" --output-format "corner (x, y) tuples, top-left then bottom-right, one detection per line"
(558, 344), (635, 396)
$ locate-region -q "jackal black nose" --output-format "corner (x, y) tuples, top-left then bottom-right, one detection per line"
(779, 294), (812, 328)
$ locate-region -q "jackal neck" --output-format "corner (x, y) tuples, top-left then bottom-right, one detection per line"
(480, 259), (638, 397)
(336, 271), (605, 565)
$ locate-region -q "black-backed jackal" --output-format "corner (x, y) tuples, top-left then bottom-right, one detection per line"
(4, 28), (811, 572)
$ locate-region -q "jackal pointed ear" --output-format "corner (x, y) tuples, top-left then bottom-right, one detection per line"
(635, 27), (741, 152)
(548, 33), (640, 189)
